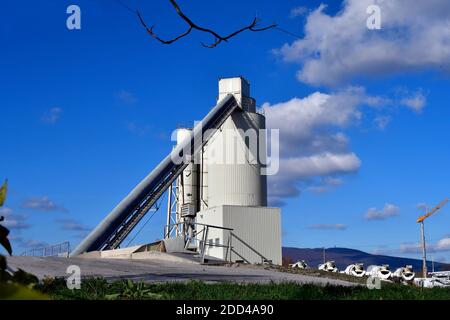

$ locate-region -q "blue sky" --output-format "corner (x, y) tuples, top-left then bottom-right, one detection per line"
(0, 0), (449, 262)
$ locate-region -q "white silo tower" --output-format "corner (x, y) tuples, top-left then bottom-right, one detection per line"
(195, 77), (282, 265)
(205, 78), (267, 208)
(176, 128), (199, 214)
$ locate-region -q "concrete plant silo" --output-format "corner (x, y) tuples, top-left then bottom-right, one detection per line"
(195, 77), (281, 265)
(176, 128), (199, 214)
(70, 76), (281, 264)
(205, 78), (267, 208)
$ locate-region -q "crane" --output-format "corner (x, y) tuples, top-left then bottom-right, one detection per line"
(416, 198), (449, 278)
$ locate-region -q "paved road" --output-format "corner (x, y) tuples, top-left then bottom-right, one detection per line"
(6, 256), (356, 286)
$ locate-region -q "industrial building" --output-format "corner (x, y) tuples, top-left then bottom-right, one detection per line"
(70, 77), (282, 265)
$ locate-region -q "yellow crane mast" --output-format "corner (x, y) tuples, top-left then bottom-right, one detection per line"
(416, 198), (449, 278)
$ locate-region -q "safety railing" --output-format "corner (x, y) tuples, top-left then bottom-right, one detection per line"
(166, 222), (272, 265)
(20, 241), (70, 257)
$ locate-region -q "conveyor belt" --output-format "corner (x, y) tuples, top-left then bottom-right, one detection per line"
(70, 94), (239, 256)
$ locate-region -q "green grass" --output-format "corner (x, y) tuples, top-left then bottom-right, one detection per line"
(35, 277), (450, 300)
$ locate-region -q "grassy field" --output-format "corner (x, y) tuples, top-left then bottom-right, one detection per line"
(35, 277), (450, 300)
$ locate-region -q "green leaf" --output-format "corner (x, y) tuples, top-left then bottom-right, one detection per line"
(0, 179), (7, 207)
(0, 282), (49, 300)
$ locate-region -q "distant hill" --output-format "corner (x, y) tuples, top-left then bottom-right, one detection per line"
(283, 247), (450, 272)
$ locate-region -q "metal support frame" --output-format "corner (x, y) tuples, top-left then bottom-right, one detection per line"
(70, 95), (239, 256)
(165, 182), (182, 239)
(201, 226), (210, 264)
(165, 185), (172, 239)
(166, 221), (272, 265)
(103, 163), (188, 250)
(420, 221), (427, 278)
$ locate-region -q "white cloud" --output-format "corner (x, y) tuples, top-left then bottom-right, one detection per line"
(265, 2), (435, 205)
(18, 239), (48, 249)
(364, 203), (400, 221)
(290, 6), (308, 18)
(308, 177), (343, 193)
(264, 88), (369, 205)
(435, 237), (450, 251)
(374, 237), (450, 257)
(281, 153), (361, 179)
(416, 202), (429, 211)
(308, 224), (347, 231)
(55, 218), (91, 239)
(398, 243), (422, 254)
(275, 0), (450, 87)
(0, 207), (30, 230)
(264, 89), (364, 152)
(41, 107), (62, 124)
(0, 207), (12, 216)
(116, 90), (137, 105)
(263, 85), (424, 204)
(323, 177), (342, 186)
(126, 121), (150, 136)
(400, 237), (450, 254)
(400, 91), (427, 113)
(21, 196), (67, 212)
(372, 247), (394, 256)
(374, 116), (391, 130)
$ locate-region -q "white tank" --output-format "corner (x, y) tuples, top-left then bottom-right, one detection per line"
(290, 260), (308, 269)
(393, 265), (415, 282)
(176, 128), (199, 213)
(367, 265), (392, 280)
(344, 263), (366, 277)
(318, 261), (339, 273)
(205, 77), (267, 208)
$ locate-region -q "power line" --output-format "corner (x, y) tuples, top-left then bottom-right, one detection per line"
(125, 197), (164, 247)
(112, 0), (136, 14)
(125, 210), (157, 247)
(274, 26), (303, 39)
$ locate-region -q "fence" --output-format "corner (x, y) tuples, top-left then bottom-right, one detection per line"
(20, 241), (70, 257)
(166, 222), (272, 265)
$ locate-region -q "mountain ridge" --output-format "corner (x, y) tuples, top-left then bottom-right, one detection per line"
(283, 247), (450, 271)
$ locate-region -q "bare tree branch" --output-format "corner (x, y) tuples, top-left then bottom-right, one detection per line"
(137, 11), (193, 45)
(137, 0), (276, 48)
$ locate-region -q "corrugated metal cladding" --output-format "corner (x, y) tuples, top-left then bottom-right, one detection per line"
(196, 205), (282, 265)
(177, 77), (266, 210)
(206, 110), (267, 208)
(183, 77), (281, 265)
(199, 145), (208, 211)
(218, 77), (253, 112)
(176, 129), (199, 211)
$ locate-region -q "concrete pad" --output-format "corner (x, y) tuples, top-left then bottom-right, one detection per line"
(131, 251), (198, 264)
(6, 256), (357, 287)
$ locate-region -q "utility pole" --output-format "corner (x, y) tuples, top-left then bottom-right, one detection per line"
(419, 219), (427, 278)
(323, 247), (326, 264)
(416, 198), (449, 278)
